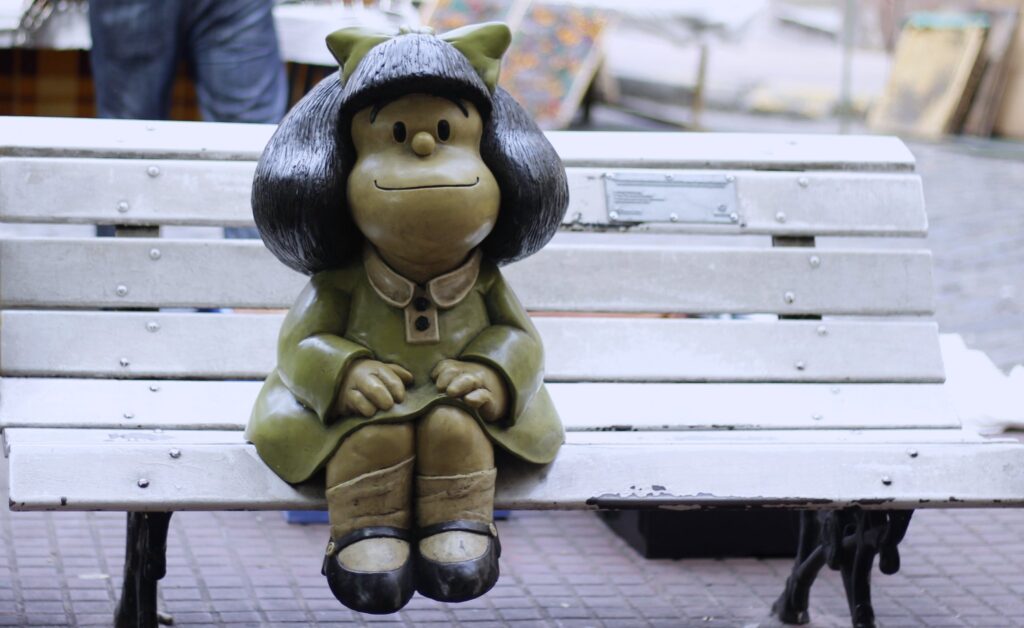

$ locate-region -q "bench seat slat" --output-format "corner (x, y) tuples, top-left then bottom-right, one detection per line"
(0, 379), (960, 431)
(0, 238), (935, 315)
(0, 117), (917, 171)
(0, 311), (945, 383)
(7, 428), (1021, 511)
(0, 158), (925, 237)
(3, 428), (996, 448)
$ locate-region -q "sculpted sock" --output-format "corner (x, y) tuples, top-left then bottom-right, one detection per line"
(416, 468), (497, 528)
(327, 457), (414, 539)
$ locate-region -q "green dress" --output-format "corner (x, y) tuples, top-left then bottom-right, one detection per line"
(246, 247), (564, 483)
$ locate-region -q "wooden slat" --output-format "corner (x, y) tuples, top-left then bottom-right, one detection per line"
(566, 169), (926, 236)
(0, 158), (256, 227)
(0, 311), (945, 382)
(2, 427), (991, 448)
(509, 243), (934, 315)
(0, 238), (935, 315)
(0, 117), (275, 161)
(7, 428), (1023, 511)
(0, 158), (926, 236)
(0, 238), (301, 309)
(0, 378), (961, 431)
(552, 132), (917, 172)
(0, 117), (916, 171)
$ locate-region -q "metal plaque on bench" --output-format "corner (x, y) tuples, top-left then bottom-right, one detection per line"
(603, 172), (738, 225)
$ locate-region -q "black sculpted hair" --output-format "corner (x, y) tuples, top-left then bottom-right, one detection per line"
(252, 33), (569, 276)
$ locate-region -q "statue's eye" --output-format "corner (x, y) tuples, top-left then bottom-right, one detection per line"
(392, 122), (407, 143)
(437, 119), (450, 141)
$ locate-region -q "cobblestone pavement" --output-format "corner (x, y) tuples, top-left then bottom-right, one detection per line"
(911, 140), (1024, 371)
(2, 120), (1023, 626)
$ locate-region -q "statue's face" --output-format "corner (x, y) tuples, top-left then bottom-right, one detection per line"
(348, 93), (500, 266)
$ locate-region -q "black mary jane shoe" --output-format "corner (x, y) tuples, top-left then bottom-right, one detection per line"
(322, 526), (415, 614)
(415, 520), (502, 603)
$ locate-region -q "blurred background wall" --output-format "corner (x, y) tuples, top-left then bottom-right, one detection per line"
(2, 0), (1023, 139)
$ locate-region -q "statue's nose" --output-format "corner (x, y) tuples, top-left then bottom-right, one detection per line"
(411, 131), (436, 157)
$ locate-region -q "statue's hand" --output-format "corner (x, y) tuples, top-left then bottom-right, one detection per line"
(431, 359), (508, 423)
(337, 359), (414, 418)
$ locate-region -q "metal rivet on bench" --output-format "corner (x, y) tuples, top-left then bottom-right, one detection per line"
(775, 211), (787, 223)
(608, 210), (620, 220)
(817, 326), (828, 336)
(784, 291), (795, 304)
(729, 212), (739, 223)
(809, 255), (821, 268)
(137, 479), (150, 488)
(119, 358), (130, 368)
(725, 174), (735, 183)
(123, 412), (134, 419)
(116, 285), (129, 297)
(798, 176), (810, 187)
(149, 385), (160, 392)
(831, 386), (840, 394)
(117, 200), (130, 213)
(669, 213), (679, 222)
(147, 166), (161, 178)
(907, 449), (919, 458)
(812, 414), (823, 421)
(169, 448), (181, 459)
(794, 360), (806, 370)
(881, 476), (893, 486)
(146, 321), (160, 333)
(149, 248), (161, 260)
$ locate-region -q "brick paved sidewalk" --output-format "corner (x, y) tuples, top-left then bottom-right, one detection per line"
(3, 459), (1024, 628)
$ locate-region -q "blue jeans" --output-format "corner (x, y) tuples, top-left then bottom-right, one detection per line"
(90, 0), (287, 238)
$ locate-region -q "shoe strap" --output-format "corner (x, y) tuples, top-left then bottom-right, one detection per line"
(417, 519), (498, 540)
(326, 526), (412, 558)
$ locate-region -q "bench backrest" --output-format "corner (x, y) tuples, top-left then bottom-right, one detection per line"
(0, 117), (943, 432)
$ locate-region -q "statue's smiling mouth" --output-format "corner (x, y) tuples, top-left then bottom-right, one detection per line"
(374, 177), (480, 191)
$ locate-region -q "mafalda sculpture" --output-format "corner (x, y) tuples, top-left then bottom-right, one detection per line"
(246, 22), (568, 614)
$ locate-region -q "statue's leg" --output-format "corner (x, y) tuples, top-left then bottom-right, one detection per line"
(415, 406), (500, 603)
(321, 423), (416, 614)
(771, 511), (827, 625)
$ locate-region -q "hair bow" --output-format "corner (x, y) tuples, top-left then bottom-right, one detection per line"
(325, 22), (511, 92)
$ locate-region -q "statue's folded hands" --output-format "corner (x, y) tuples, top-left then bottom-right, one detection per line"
(432, 359), (508, 423)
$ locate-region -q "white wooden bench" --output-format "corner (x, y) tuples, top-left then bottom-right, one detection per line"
(2, 116), (1023, 628)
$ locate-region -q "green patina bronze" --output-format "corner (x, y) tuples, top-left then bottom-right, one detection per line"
(327, 22), (511, 91)
(246, 253), (562, 484)
(248, 23), (569, 611)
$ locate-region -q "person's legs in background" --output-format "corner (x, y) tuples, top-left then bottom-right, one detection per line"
(89, 0), (184, 120)
(185, 0), (288, 239)
(89, 0), (184, 235)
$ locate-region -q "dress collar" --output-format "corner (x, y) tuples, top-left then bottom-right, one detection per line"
(364, 246), (481, 309)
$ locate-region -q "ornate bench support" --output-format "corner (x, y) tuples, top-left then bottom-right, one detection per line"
(115, 512), (174, 628)
(772, 509), (913, 628)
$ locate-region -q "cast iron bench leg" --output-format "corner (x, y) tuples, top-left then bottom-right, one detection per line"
(115, 512), (174, 628)
(773, 509), (913, 628)
(772, 510), (827, 624)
